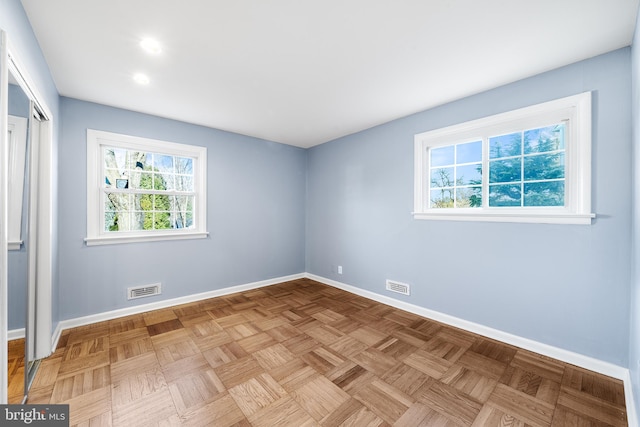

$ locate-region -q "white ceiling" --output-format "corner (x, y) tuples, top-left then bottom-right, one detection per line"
(20, 0), (639, 148)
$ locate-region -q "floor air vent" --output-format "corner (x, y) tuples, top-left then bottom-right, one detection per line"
(128, 283), (161, 300)
(386, 280), (410, 296)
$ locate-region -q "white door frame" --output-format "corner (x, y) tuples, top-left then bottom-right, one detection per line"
(0, 28), (10, 405)
(8, 41), (54, 361)
(0, 32), (54, 403)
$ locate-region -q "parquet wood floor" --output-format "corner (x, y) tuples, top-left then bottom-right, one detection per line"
(7, 337), (25, 403)
(12, 278), (627, 426)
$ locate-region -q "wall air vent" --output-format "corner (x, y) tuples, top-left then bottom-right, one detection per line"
(127, 283), (161, 300)
(386, 280), (410, 296)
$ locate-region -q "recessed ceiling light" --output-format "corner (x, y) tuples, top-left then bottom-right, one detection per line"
(140, 38), (162, 55)
(133, 73), (150, 85)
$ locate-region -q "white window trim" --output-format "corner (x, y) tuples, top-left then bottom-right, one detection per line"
(413, 92), (594, 225)
(8, 114), (27, 250)
(85, 129), (209, 246)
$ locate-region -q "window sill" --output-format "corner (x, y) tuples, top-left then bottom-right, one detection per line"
(412, 211), (595, 225)
(85, 231), (209, 246)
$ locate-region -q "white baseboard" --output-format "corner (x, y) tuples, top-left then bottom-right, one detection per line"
(306, 273), (638, 427)
(7, 328), (24, 341)
(50, 273), (305, 352)
(51, 322), (63, 355)
(28, 271), (638, 426)
(623, 370), (639, 427)
(306, 274), (626, 377)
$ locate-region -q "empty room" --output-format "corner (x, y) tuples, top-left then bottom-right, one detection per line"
(1, 0), (640, 425)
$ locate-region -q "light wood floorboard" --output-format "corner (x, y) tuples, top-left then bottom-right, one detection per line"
(9, 278), (628, 426)
(7, 338), (25, 403)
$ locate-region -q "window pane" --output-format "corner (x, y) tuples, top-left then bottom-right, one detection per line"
(109, 211), (137, 231)
(154, 194), (171, 211)
(430, 188), (454, 208)
(143, 153), (154, 170)
(155, 173), (174, 190)
(105, 212), (117, 231)
(155, 212), (172, 229)
(175, 176), (194, 192)
(134, 172), (153, 190)
(107, 193), (131, 208)
(104, 170), (119, 188)
(142, 212), (154, 230)
(105, 197), (116, 213)
(176, 157), (193, 174)
(185, 212), (194, 228)
(127, 151), (147, 171)
(430, 167), (455, 188)
(456, 163), (482, 185)
(133, 194), (148, 211)
(104, 147), (126, 169)
(489, 184), (521, 206)
(523, 153), (564, 181)
(175, 195), (193, 212)
(173, 210), (194, 229)
(105, 212), (124, 231)
(430, 145), (455, 167)
(456, 186), (482, 208)
(524, 124), (565, 154)
(490, 132), (522, 159)
(154, 154), (173, 173)
(524, 181), (564, 206)
(152, 173), (166, 190)
(174, 196), (194, 229)
(104, 195), (117, 231)
(489, 159), (521, 183)
(456, 141), (482, 163)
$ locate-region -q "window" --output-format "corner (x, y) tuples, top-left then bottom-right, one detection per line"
(414, 92), (594, 224)
(86, 130), (208, 245)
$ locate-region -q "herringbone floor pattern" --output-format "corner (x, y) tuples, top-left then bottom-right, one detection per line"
(10, 278), (628, 426)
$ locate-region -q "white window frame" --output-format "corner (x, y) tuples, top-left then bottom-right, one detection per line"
(7, 114), (27, 250)
(85, 129), (208, 245)
(413, 92), (594, 224)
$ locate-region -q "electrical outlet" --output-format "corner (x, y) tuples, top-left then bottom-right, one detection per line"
(337, 265), (343, 274)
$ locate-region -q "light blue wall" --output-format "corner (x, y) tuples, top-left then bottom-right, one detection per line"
(0, 0), (60, 330)
(306, 48), (632, 367)
(58, 98), (306, 320)
(0, 1), (59, 110)
(630, 7), (640, 420)
(2, 1), (638, 398)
